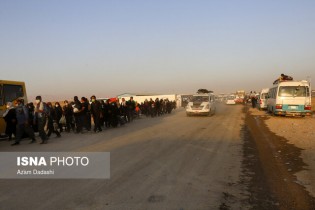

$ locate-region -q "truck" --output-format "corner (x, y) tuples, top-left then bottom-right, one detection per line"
(235, 90), (245, 104)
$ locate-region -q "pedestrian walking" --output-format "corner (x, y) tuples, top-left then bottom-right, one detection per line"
(73, 96), (84, 133)
(90, 95), (102, 132)
(46, 102), (61, 138)
(11, 99), (36, 146)
(34, 96), (48, 144)
(250, 91), (258, 108)
(120, 98), (128, 123)
(103, 99), (111, 128)
(127, 97), (136, 122)
(3, 102), (16, 140)
(63, 100), (75, 132)
(27, 102), (37, 132)
(81, 97), (91, 131)
(54, 102), (63, 132)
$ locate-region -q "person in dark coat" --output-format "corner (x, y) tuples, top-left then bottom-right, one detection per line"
(27, 102), (37, 132)
(3, 102), (16, 140)
(250, 91), (258, 108)
(126, 97), (136, 122)
(143, 99), (150, 117)
(63, 100), (74, 132)
(120, 98), (128, 123)
(11, 99), (36, 145)
(46, 102), (61, 138)
(155, 98), (161, 116)
(103, 99), (111, 128)
(149, 98), (155, 117)
(166, 99), (173, 114)
(73, 96), (84, 133)
(90, 95), (102, 132)
(54, 102), (63, 132)
(81, 97), (91, 131)
(109, 101), (120, 127)
(99, 100), (105, 127)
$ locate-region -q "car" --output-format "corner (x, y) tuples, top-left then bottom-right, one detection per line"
(226, 95), (236, 105)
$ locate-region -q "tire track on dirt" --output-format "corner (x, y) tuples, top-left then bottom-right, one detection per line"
(243, 106), (315, 210)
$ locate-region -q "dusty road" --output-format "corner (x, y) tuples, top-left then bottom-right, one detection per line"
(0, 103), (314, 209)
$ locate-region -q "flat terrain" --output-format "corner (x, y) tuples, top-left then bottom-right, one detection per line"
(0, 103), (314, 210)
(249, 107), (315, 208)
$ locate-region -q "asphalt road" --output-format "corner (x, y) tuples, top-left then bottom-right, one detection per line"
(2, 103), (314, 210)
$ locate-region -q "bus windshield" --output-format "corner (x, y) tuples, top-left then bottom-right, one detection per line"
(227, 95), (235, 100)
(278, 86), (309, 97)
(1, 84), (24, 106)
(191, 96), (209, 102)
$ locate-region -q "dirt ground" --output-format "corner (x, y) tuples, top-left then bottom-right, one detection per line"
(247, 106), (315, 209)
(267, 115), (315, 195)
(0, 104), (249, 210)
(1, 103), (314, 210)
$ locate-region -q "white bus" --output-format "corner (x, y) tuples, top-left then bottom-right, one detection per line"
(258, 88), (269, 110)
(186, 93), (216, 116)
(267, 80), (312, 116)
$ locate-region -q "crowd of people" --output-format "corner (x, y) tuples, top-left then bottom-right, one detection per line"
(2, 95), (177, 146)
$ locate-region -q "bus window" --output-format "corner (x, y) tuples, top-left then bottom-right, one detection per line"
(278, 86), (309, 97)
(3, 84), (24, 104)
(191, 96), (209, 102)
(261, 93), (268, 99)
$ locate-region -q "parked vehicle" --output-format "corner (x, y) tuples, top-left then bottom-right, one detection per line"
(186, 93), (216, 116)
(226, 95), (236, 105)
(235, 90), (245, 103)
(258, 88), (269, 110)
(0, 80), (27, 136)
(267, 80), (312, 116)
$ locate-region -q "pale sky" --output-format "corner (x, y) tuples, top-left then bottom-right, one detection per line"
(1, 0), (314, 101)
